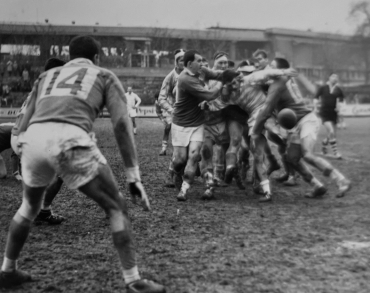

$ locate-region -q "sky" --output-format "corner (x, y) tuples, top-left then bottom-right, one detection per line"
(0, 0), (363, 35)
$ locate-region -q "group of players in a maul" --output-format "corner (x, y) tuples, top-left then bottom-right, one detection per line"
(0, 35), (351, 292)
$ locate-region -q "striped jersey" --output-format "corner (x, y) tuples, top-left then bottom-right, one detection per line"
(208, 69), (285, 116)
(28, 58), (127, 133)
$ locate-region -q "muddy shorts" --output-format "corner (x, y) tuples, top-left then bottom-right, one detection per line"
(204, 121), (229, 145)
(287, 112), (320, 145)
(20, 122), (107, 189)
(171, 123), (204, 147)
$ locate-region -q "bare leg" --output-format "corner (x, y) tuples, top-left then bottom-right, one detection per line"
(177, 141), (202, 201)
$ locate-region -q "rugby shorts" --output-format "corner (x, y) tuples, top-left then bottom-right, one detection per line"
(287, 112), (320, 145)
(204, 121), (229, 145)
(129, 108), (137, 118)
(171, 123), (204, 147)
(20, 122), (107, 189)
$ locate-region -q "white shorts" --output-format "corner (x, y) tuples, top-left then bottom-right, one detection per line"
(20, 122), (107, 189)
(11, 134), (20, 156)
(129, 108), (137, 118)
(287, 112), (320, 145)
(172, 123), (204, 147)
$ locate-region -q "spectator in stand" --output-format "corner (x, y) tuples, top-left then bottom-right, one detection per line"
(22, 69), (30, 91)
(0, 61), (5, 79)
(13, 61), (18, 77)
(6, 60), (13, 77)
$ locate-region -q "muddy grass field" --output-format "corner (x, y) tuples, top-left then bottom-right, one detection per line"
(1, 117), (369, 293)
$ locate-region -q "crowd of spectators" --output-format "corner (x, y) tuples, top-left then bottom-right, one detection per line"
(0, 58), (39, 107)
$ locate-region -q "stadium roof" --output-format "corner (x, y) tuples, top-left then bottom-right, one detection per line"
(0, 22), (352, 42)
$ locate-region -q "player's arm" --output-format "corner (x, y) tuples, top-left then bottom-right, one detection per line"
(105, 74), (150, 210)
(134, 94), (141, 108)
(245, 68), (297, 84)
(336, 88), (345, 113)
(252, 78), (284, 136)
(155, 101), (164, 120)
(185, 76), (222, 101)
(201, 67), (223, 81)
(158, 76), (174, 113)
(17, 80), (39, 134)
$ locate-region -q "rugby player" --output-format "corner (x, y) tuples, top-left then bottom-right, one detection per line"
(200, 51), (236, 199)
(158, 49), (185, 188)
(0, 36), (165, 293)
(253, 49), (270, 71)
(11, 57), (67, 225)
(126, 86), (141, 135)
(171, 50), (223, 201)
(314, 73), (344, 159)
(0, 122), (21, 181)
(206, 64), (296, 202)
(253, 58), (351, 199)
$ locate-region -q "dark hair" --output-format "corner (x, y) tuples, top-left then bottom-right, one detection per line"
(44, 58), (66, 71)
(69, 35), (101, 62)
(221, 70), (240, 84)
(183, 50), (200, 67)
(237, 59), (254, 68)
(253, 49), (268, 59)
(273, 58), (290, 69)
(213, 51), (228, 61)
(228, 60), (235, 68)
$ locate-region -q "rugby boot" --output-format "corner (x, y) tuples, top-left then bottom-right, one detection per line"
(283, 175), (297, 186)
(126, 279), (166, 293)
(266, 155), (280, 176)
(305, 185), (327, 198)
(0, 270), (32, 288)
(336, 179), (351, 198)
(176, 189), (187, 201)
(201, 187), (215, 200)
(164, 171), (175, 188)
(233, 167), (245, 190)
(34, 210), (65, 225)
(224, 166), (235, 184)
(259, 192), (272, 202)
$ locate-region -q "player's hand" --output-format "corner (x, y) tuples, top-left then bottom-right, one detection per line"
(283, 68), (298, 77)
(198, 101), (209, 110)
(129, 182), (150, 211)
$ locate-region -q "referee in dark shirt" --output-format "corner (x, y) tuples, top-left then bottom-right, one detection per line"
(314, 73), (344, 159)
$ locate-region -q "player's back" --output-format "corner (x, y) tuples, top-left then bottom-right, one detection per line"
(29, 58), (122, 133)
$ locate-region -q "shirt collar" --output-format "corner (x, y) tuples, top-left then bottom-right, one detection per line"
(65, 58), (94, 66)
(184, 67), (195, 76)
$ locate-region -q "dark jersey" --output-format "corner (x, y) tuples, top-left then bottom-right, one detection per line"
(253, 78), (311, 134)
(315, 84), (344, 116)
(173, 69), (221, 127)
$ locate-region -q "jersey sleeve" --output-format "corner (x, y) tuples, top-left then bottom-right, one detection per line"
(158, 74), (174, 112)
